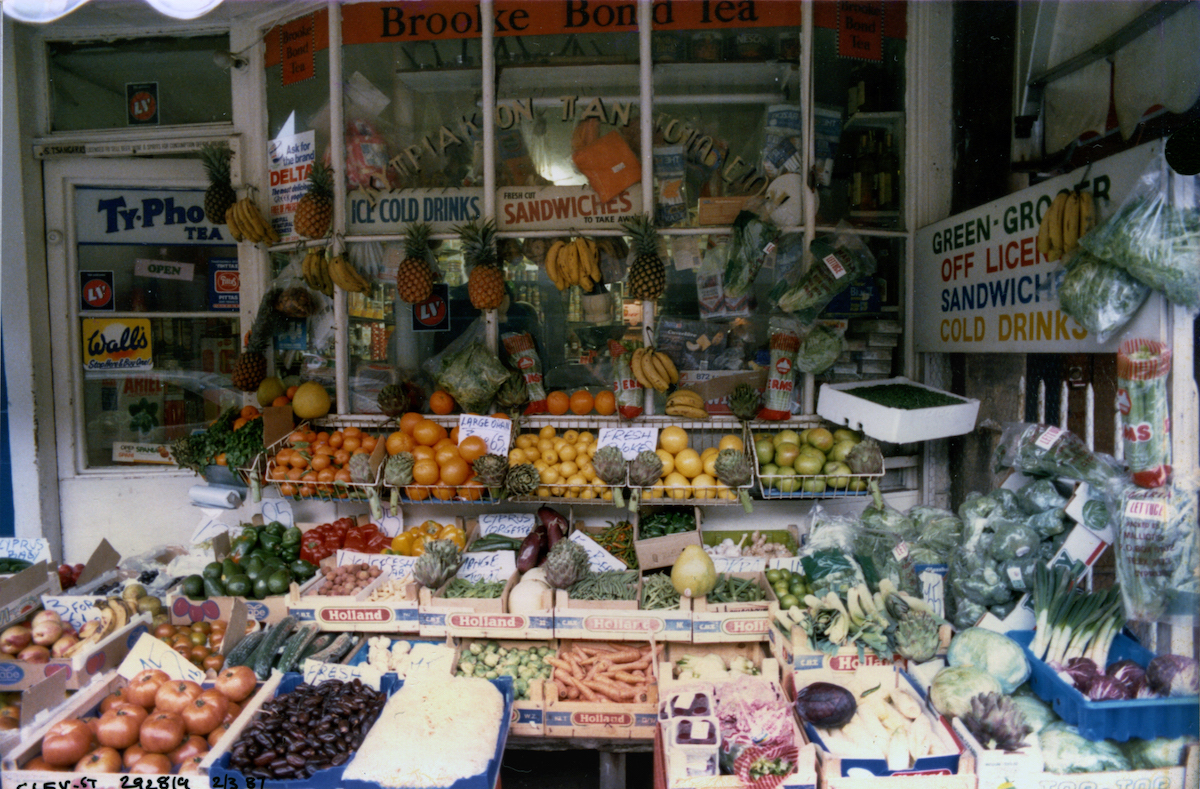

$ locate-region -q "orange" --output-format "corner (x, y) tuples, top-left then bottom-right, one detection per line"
(438, 456), (470, 486)
(594, 389), (616, 416)
(215, 452), (228, 466)
(398, 412), (424, 435)
(434, 437), (457, 451)
(335, 468), (353, 483)
(279, 482), (297, 497)
(458, 435), (488, 463)
(492, 412), (510, 421)
(342, 436), (362, 453)
(412, 458), (440, 486)
(232, 417), (248, 431)
(405, 485), (430, 502)
(569, 390), (595, 415)
(289, 453), (309, 469)
(310, 454), (331, 472)
(547, 390), (570, 416)
(434, 443), (461, 467)
(315, 431), (330, 444)
(457, 479), (485, 501)
(412, 445), (436, 461)
(413, 419), (447, 447)
(343, 426), (361, 439)
(240, 405), (260, 419)
(431, 484), (456, 501)
(272, 395), (291, 407)
(328, 432), (344, 449)
(449, 425), (460, 443)
(286, 385), (299, 399)
(386, 431), (413, 455)
(334, 449), (351, 466)
(430, 390), (455, 415)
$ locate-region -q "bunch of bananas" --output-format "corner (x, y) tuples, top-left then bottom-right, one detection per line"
(1037, 189), (1095, 261)
(225, 197), (281, 245)
(664, 388), (710, 420)
(327, 253), (372, 294)
(630, 346), (679, 393)
(301, 247), (334, 297)
(546, 236), (602, 291)
(64, 596), (140, 657)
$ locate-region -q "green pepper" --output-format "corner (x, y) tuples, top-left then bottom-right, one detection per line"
(281, 526), (302, 546)
(290, 559), (317, 581)
(280, 544), (299, 563)
(259, 530), (282, 554)
(263, 521), (285, 539)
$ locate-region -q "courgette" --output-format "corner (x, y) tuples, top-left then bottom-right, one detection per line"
(300, 632), (336, 660)
(252, 615), (297, 679)
(305, 632), (353, 664)
(275, 624), (319, 674)
(224, 629), (266, 668)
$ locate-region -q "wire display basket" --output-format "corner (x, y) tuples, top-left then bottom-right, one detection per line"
(623, 418), (754, 508)
(381, 414), (514, 505)
(751, 423), (883, 500)
(506, 414), (624, 506)
(262, 423), (384, 503)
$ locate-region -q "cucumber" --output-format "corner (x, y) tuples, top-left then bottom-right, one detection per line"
(300, 632), (336, 660)
(276, 624), (319, 674)
(252, 615), (297, 680)
(306, 632), (353, 664)
(224, 629), (266, 668)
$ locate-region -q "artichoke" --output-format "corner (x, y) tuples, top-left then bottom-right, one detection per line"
(592, 445), (628, 508)
(505, 463), (540, 497)
(627, 449), (663, 512)
(885, 592), (943, 663)
(545, 539), (590, 589)
(960, 692), (1033, 753)
(384, 452), (414, 512)
(846, 438), (884, 475)
(377, 383), (409, 417)
(495, 370), (528, 414)
(413, 538), (463, 589)
(714, 448), (754, 512)
(729, 382), (761, 421)
(348, 452), (374, 484)
(472, 453), (509, 499)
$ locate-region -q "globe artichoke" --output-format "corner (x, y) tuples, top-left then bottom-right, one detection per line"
(960, 692), (1033, 752)
(545, 539), (590, 589)
(413, 538), (463, 589)
(592, 445), (628, 508)
(505, 463), (540, 497)
(472, 453), (509, 499)
(384, 452), (414, 512)
(627, 449), (663, 512)
(729, 382), (760, 422)
(714, 448), (754, 512)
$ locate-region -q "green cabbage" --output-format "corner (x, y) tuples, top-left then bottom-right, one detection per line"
(929, 665), (1002, 718)
(1010, 694), (1057, 734)
(1120, 736), (1191, 769)
(1040, 723), (1131, 774)
(946, 627), (1030, 694)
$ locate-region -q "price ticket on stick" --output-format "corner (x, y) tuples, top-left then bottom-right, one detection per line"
(303, 658), (383, 691)
(338, 550), (417, 579)
(568, 530), (626, 572)
(478, 513), (536, 538)
(0, 538), (51, 565)
(598, 427), (658, 460)
(457, 414), (512, 455)
(40, 594), (107, 630)
(457, 551), (517, 582)
(119, 632), (206, 683)
(711, 556), (767, 574)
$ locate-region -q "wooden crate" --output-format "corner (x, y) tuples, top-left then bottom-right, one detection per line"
(420, 573), (554, 639)
(554, 584), (692, 642)
(451, 637), (553, 737)
(289, 570), (420, 633)
(542, 640), (660, 739)
(0, 613), (149, 691)
(692, 572), (773, 643)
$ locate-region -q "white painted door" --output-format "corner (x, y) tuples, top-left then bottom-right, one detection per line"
(43, 156), (244, 561)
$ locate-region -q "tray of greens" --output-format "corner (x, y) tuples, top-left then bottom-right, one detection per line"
(817, 377), (980, 444)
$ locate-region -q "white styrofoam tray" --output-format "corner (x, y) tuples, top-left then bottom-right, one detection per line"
(816, 377), (980, 444)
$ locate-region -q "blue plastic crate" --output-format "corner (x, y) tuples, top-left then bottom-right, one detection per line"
(1010, 629), (1200, 742)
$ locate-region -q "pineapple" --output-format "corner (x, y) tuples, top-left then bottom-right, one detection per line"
(622, 213), (665, 301)
(395, 222), (436, 304)
(460, 219), (505, 310)
(231, 289), (281, 392)
(294, 162), (333, 239)
(201, 144), (236, 225)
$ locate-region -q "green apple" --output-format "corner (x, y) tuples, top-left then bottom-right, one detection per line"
(807, 427), (834, 452)
(848, 478), (869, 492)
(801, 477), (827, 494)
(776, 468), (799, 493)
(794, 453), (824, 475)
(833, 428), (860, 444)
(823, 461), (852, 489)
(755, 437), (776, 465)
(773, 442), (801, 469)
(773, 429), (801, 448)
(761, 464), (780, 489)
(828, 440), (857, 463)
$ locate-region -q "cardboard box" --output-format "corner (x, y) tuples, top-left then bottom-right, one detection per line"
(677, 370), (768, 416)
(543, 639), (660, 739)
(165, 528), (291, 626)
(0, 669), (68, 755)
(289, 570), (420, 633)
(955, 717), (1198, 789)
(2, 668), (271, 788)
(419, 573), (554, 640)
(452, 637), (550, 736)
(635, 506), (704, 570)
(658, 641), (779, 691)
(817, 377), (980, 444)
(0, 562), (56, 630)
(692, 573), (774, 643)
(554, 584), (693, 642)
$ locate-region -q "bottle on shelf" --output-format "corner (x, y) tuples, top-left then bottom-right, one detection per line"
(877, 131), (899, 211)
(851, 132), (876, 212)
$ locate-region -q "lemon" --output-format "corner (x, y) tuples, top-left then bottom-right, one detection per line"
(508, 449), (525, 464)
(655, 448), (675, 477)
(562, 429), (579, 444)
(291, 382), (331, 420)
(541, 449), (559, 465)
(664, 471), (691, 499)
(718, 434), (744, 453)
(702, 453), (719, 478)
(576, 431), (594, 445)
(558, 460), (579, 478)
(541, 467), (560, 484)
(700, 446), (719, 461)
(674, 448), (703, 479)
(558, 444), (578, 463)
(539, 425), (557, 440)
(659, 425), (689, 455)
(692, 473), (718, 499)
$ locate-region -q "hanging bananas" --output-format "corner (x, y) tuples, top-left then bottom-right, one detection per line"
(226, 196), (281, 245)
(544, 236), (602, 291)
(630, 345), (679, 394)
(665, 388), (710, 419)
(1036, 188), (1095, 262)
(326, 251), (373, 294)
(301, 247), (335, 297)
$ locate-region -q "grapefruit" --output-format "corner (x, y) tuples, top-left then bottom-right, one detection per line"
(291, 382), (331, 420)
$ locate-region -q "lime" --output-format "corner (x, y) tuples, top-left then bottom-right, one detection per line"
(765, 569), (782, 584)
(773, 583), (790, 598)
(788, 581), (807, 598)
(779, 593), (800, 610)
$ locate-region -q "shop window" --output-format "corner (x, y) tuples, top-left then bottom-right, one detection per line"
(47, 34), (233, 132)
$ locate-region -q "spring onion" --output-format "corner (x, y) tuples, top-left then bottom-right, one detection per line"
(1031, 563), (1125, 666)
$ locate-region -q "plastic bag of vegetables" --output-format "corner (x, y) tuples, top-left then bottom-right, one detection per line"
(1039, 722), (1131, 773)
(993, 422), (1126, 491)
(1057, 249), (1152, 343)
(794, 323), (845, 375)
(722, 210), (781, 298)
(775, 229), (877, 321)
(1116, 471), (1200, 624)
(1078, 151), (1200, 314)
(423, 319), (511, 413)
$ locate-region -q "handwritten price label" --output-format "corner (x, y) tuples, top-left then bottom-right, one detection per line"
(41, 595), (106, 630)
(568, 531), (625, 572)
(766, 556), (805, 574)
(0, 538), (51, 565)
(598, 427), (658, 461)
(260, 498), (294, 528)
(711, 557), (767, 574)
(457, 551), (516, 582)
(478, 513), (535, 538)
(337, 550), (417, 579)
(303, 658), (383, 691)
(191, 515), (230, 545)
(404, 642), (457, 681)
(458, 415), (512, 455)
(118, 632), (205, 682)
(378, 515), (404, 538)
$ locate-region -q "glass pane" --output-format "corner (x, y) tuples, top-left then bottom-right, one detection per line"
(47, 35), (233, 132)
(269, 249), (334, 403)
(74, 185), (240, 468)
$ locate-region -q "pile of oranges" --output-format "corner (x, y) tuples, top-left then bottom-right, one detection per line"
(266, 426), (379, 498)
(385, 412), (500, 502)
(545, 389), (617, 417)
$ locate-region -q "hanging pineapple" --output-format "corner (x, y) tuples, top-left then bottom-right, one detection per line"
(459, 219), (505, 311)
(200, 144), (236, 225)
(231, 289), (283, 392)
(395, 222), (437, 304)
(293, 161), (333, 239)
(621, 213), (666, 301)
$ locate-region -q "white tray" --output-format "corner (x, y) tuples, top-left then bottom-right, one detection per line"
(816, 377), (980, 444)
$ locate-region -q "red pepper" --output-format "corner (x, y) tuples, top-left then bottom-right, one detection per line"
(364, 530), (390, 553)
(300, 539), (330, 565)
(343, 527), (368, 553)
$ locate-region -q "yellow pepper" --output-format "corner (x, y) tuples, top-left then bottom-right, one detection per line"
(437, 523), (466, 549)
(409, 533), (427, 556)
(421, 520), (442, 536)
(390, 532), (415, 556)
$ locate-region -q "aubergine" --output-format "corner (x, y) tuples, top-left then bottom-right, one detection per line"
(537, 506), (568, 550)
(516, 525), (547, 573)
(794, 682), (856, 728)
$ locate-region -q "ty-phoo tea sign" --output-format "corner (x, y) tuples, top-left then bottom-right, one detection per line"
(914, 142), (1165, 353)
(75, 186), (227, 245)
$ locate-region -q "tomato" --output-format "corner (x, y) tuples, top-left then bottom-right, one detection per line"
(41, 719), (95, 767)
(75, 746), (123, 773)
(214, 665), (256, 703)
(123, 669), (169, 709)
(168, 734), (209, 766)
(130, 753), (173, 774)
(182, 692), (228, 736)
(96, 706), (143, 750)
(123, 744), (147, 770)
(139, 711), (185, 754)
(154, 680), (202, 715)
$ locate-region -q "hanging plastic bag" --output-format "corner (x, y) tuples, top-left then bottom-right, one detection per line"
(422, 320), (509, 414)
(992, 422), (1126, 491)
(572, 131), (641, 202)
(1115, 471), (1199, 624)
(795, 323), (845, 375)
(1116, 338), (1172, 488)
(722, 210), (781, 299)
(757, 316), (803, 420)
(608, 340), (643, 419)
(1078, 151), (1200, 313)
(776, 229), (877, 321)
(1057, 250), (1151, 344)
(502, 331), (548, 416)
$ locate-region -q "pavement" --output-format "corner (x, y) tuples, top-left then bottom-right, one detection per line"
(501, 749), (656, 789)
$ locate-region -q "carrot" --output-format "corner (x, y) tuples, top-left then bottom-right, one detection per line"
(588, 679), (646, 702)
(607, 655), (652, 671)
(566, 686), (579, 700)
(546, 656), (581, 678)
(606, 670), (643, 684)
(553, 678), (569, 699)
(597, 646), (641, 663)
(559, 670), (598, 701)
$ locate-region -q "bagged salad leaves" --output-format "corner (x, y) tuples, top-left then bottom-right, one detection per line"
(775, 229), (877, 321)
(795, 323), (845, 375)
(855, 482), (920, 594)
(722, 210), (781, 298)
(1078, 150), (1200, 314)
(1017, 477), (1069, 513)
(423, 320), (510, 414)
(993, 422), (1126, 491)
(1115, 470), (1199, 624)
(1040, 722), (1131, 774)
(1057, 249), (1152, 344)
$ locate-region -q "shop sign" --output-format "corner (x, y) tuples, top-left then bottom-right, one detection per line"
(209, 257), (239, 310)
(267, 129), (317, 241)
(838, 1), (884, 61)
(82, 318), (152, 372)
(112, 443), (174, 464)
(75, 187), (225, 245)
(279, 13), (317, 86)
(342, 1), (800, 44)
(497, 185), (641, 231)
(348, 187), (483, 234)
(411, 283), (450, 332)
(79, 271), (114, 312)
(126, 82), (159, 125)
(135, 258), (194, 282)
(913, 141), (1166, 353)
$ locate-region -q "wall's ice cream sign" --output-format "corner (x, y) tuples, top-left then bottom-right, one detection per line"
(82, 318), (152, 371)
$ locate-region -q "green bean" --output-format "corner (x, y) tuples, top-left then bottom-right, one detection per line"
(641, 573), (681, 610)
(443, 578), (506, 598)
(568, 570), (638, 600)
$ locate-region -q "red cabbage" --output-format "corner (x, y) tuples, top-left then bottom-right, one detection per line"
(794, 682), (856, 728)
(1105, 659), (1148, 695)
(1147, 655), (1200, 698)
(1060, 657), (1101, 692)
(1087, 675), (1132, 701)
